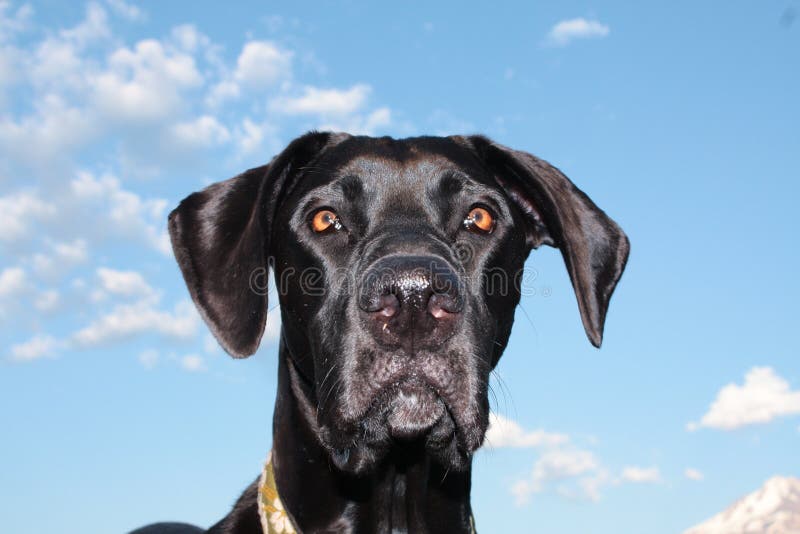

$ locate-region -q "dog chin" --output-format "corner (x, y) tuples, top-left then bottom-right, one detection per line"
(322, 379), (477, 475)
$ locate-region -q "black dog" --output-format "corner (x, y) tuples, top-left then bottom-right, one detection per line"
(132, 132), (629, 534)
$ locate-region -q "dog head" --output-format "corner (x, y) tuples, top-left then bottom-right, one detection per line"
(169, 132), (629, 474)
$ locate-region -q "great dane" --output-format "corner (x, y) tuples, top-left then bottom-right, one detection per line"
(132, 132), (629, 534)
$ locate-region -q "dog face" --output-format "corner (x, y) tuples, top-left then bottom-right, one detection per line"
(168, 132), (629, 475)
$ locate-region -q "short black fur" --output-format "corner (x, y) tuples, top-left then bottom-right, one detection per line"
(135, 132), (629, 534)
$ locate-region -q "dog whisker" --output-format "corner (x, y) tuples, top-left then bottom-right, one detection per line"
(318, 363), (338, 397)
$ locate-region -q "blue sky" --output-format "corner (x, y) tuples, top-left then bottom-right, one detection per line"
(1, 1), (798, 533)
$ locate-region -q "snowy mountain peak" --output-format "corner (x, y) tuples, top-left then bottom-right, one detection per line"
(763, 476), (800, 499)
(685, 475), (800, 534)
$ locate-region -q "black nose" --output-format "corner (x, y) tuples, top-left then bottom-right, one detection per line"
(358, 255), (463, 350)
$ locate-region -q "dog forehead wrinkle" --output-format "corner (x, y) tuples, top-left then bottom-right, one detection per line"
(337, 174), (364, 201)
(438, 171), (464, 196)
(342, 156), (492, 230)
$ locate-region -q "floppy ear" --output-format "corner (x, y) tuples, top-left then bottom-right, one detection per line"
(168, 131), (341, 357)
(462, 136), (630, 348)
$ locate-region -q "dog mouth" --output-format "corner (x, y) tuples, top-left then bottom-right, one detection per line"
(374, 377), (448, 440)
(321, 376), (472, 473)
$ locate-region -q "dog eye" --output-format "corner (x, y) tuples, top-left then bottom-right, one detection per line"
(463, 206), (495, 234)
(310, 209), (343, 233)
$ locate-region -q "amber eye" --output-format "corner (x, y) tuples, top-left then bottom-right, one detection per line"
(464, 206), (495, 233)
(310, 209), (342, 233)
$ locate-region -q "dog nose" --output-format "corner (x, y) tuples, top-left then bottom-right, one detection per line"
(358, 255), (462, 350)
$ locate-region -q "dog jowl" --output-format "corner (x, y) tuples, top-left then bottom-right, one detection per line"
(162, 132), (629, 534)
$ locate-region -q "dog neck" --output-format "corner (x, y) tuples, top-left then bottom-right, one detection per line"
(271, 341), (475, 534)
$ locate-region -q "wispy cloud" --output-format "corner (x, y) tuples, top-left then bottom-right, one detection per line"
(685, 468), (704, 481)
(72, 299), (199, 347)
(33, 239), (88, 277)
(272, 84), (371, 116)
(483, 413), (569, 449)
(511, 448), (609, 505)
(34, 289), (60, 312)
(234, 41), (292, 89)
(621, 465), (662, 484)
(688, 367), (800, 431)
(169, 115), (231, 149)
(0, 266), (26, 297)
(95, 268), (156, 299)
(546, 18), (610, 47)
(138, 349), (159, 370)
(0, 192), (56, 241)
(104, 0), (145, 22)
(491, 414), (611, 505)
(500, 413), (665, 505)
(180, 354), (207, 373)
(1, 1), (392, 368)
(206, 40), (292, 106)
(10, 334), (59, 362)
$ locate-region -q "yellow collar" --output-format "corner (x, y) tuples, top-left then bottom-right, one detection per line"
(257, 451), (476, 534)
(257, 452), (298, 534)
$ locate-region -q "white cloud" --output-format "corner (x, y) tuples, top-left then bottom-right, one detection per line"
(576, 472), (610, 502)
(269, 84), (392, 135)
(620, 466), (661, 484)
(237, 117), (265, 154)
(484, 413), (569, 449)
(72, 299), (198, 346)
(70, 171), (170, 254)
(34, 289), (60, 311)
(0, 2), (396, 369)
(272, 84), (371, 116)
(0, 2), (33, 42)
(96, 267), (155, 298)
(0, 3), (31, 99)
(170, 114), (231, 148)
(0, 94), (97, 166)
(688, 367), (800, 431)
(2, 173), (168, 272)
(231, 117), (282, 157)
(29, 36), (85, 90)
(0, 266), (26, 296)
(234, 40), (292, 88)
(91, 39), (202, 123)
(533, 449), (598, 484)
(206, 79), (239, 106)
(512, 448), (605, 505)
(318, 106), (392, 136)
(547, 18), (610, 47)
(0, 44), (18, 99)
(60, 3), (110, 47)
(3, 8), (220, 172)
(51, 239), (89, 264)
(685, 468), (704, 481)
(205, 40), (292, 106)
(180, 354), (206, 372)
(510, 480), (532, 505)
(0, 191), (56, 241)
(10, 334), (58, 361)
(170, 24), (209, 53)
(138, 348), (159, 369)
(32, 239), (88, 276)
(105, 0), (144, 22)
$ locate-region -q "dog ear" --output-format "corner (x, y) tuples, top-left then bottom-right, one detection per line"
(168, 131), (342, 358)
(459, 135), (630, 348)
